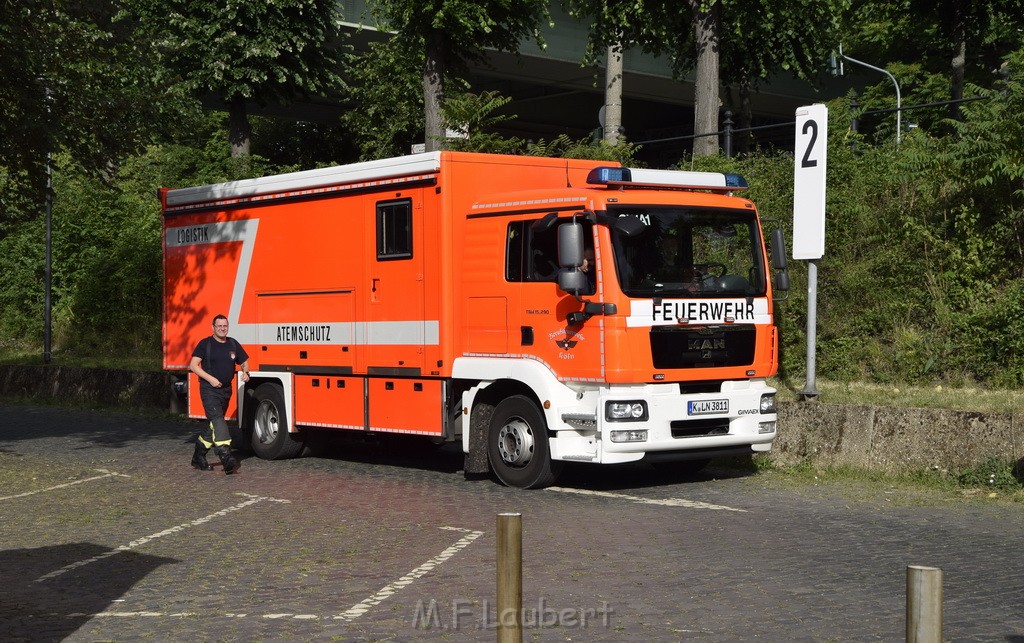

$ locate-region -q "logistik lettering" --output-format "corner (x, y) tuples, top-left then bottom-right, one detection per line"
(176, 226), (209, 244)
(276, 325), (332, 342)
(654, 300), (755, 323)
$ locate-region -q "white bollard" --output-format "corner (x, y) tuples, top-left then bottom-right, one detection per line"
(906, 565), (942, 643)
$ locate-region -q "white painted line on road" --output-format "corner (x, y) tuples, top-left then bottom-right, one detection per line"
(0, 468), (129, 501)
(56, 524), (483, 623)
(546, 486), (747, 512)
(35, 492), (291, 582)
(332, 526), (485, 622)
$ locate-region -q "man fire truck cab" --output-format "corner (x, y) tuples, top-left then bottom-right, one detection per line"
(161, 151), (789, 488)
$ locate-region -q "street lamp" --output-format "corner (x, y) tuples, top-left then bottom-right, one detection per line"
(43, 82), (53, 364)
(832, 44), (902, 144)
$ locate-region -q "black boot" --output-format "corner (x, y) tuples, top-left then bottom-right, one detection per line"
(215, 446), (240, 474)
(191, 443), (213, 471)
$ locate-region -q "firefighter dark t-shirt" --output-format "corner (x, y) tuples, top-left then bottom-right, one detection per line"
(192, 336), (248, 392)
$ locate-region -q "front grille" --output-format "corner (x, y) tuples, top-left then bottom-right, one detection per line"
(650, 325), (755, 369)
(670, 418), (730, 438)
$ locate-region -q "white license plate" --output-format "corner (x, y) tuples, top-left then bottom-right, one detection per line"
(688, 399), (728, 415)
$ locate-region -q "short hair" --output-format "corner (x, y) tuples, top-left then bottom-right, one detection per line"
(212, 314), (228, 326)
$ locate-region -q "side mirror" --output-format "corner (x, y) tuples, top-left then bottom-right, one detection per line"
(770, 228), (788, 271)
(558, 269), (588, 296)
(558, 221), (584, 268)
(773, 272), (790, 292)
(769, 228), (790, 296)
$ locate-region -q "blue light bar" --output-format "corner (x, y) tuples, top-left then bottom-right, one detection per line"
(587, 167), (632, 184)
(724, 173), (749, 189)
(586, 166), (748, 191)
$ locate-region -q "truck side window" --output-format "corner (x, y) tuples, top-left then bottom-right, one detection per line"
(506, 223), (525, 281)
(505, 219), (593, 289)
(376, 199), (412, 260)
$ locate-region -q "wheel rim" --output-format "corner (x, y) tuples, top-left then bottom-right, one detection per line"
(254, 400), (280, 445)
(496, 417), (534, 467)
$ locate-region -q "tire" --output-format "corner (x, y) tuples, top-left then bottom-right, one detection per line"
(486, 395), (563, 489)
(250, 383), (304, 460)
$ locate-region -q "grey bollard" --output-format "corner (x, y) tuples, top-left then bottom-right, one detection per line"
(906, 565), (942, 642)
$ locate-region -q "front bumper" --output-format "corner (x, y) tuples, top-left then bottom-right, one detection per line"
(552, 379), (777, 464)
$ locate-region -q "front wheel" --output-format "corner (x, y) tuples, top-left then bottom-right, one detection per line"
(486, 395), (563, 489)
(250, 383), (304, 460)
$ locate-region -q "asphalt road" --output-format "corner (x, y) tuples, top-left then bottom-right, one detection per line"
(1, 402), (1022, 642)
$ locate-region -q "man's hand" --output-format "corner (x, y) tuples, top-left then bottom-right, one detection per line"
(208, 377), (222, 388)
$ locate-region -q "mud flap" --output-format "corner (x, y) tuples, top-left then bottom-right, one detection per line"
(464, 402), (493, 475)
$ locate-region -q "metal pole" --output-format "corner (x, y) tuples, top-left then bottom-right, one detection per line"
(801, 259), (819, 398)
(907, 566), (942, 642)
(496, 513), (522, 643)
(840, 45), (901, 144)
(43, 84), (52, 365)
(723, 110), (733, 158)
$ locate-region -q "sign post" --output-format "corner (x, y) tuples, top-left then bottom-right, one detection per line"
(793, 104), (828, 398)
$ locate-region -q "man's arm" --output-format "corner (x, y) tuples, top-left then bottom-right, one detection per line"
(189, 355), (222, 388)
(239, 360), (250, 383)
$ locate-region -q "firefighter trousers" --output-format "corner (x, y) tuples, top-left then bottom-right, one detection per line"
(197, 386), (233, 449)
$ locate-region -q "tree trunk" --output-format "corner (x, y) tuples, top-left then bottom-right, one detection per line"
(604, 43), (623, 145)
(689, 0), (721, 157)
(228, 95), (251, 158)
(949, 0), (966, 121)
(423, 28), (446, 152)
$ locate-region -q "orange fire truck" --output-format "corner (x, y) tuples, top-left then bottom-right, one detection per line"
(161, 151), (789, 488)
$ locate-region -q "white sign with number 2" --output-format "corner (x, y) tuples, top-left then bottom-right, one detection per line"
(793, 104), (827, 260)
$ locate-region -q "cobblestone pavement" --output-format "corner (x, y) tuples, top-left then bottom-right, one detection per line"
(1, 403), (1023, 642)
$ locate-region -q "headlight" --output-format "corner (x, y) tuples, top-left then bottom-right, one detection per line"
(758, 421), (776, 434)
(759, 393), (776, 414)
(606, 401), (648, 422)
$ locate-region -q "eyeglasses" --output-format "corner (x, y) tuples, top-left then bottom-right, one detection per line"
(214, 324), (229, 329)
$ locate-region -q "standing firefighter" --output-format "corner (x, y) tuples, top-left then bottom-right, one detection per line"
(188, 314), (249, 473)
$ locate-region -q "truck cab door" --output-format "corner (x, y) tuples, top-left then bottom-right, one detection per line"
(511, 217), (603, 380)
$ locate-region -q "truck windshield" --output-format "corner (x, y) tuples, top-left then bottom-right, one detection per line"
(610, 206), (766, 298)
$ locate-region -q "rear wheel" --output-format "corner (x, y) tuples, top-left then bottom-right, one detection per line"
(486, 395), (563, 489)
(250, 383), (304, 460)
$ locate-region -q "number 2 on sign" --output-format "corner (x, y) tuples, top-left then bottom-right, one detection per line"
(801, 120), (819, 168)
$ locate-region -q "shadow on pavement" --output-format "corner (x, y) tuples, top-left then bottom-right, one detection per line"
(289, 429), (759, 490)
(0, 404), (192, 450)
(0, 543), (177, 642)
(555, 457), (760, 491)
(299, 431), (465, 475)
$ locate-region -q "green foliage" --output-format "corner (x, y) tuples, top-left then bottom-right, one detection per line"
(340, 38), (425, 160)
(525, 135), (641, 165)
(442, 91), (526, 155)
(0, 113), (283, 358)
(131, 0), (347, 105)
(370, 0), (551, 147)
(676, 59), (1024, 388)
(372, 0), (550, 70)
(0, 0), (188, 204)
(954, 456), (1024, 492)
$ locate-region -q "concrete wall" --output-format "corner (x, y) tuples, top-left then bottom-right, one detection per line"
(0, 365), (184, 413)
(776, 402), (1022, 472)
(1, 364), (1020, 471)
